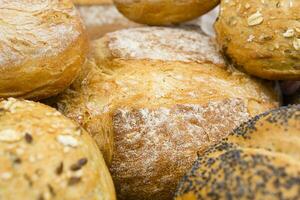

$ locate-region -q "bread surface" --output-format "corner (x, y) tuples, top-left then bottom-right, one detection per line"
(77, 4), (139, 40)
(0, 98), (116, 200)
(175, 105), (300, 200)
(56, 27), (279, 200)
(73, 0), (112, 5)
(113, 0), (220, 25)
(0, 0), (88, 100)
(215, 0), (300, 80)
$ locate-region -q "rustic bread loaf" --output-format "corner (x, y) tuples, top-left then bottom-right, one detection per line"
(113, 0), (220, 25)
(175, 105), (300, 200)
(0, 0), (88, 100)
(56, 27), (279, 200)
(215, 0), (300, 80)
(0, 98), (116, 200)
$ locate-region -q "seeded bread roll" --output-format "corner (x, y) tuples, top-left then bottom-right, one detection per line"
(0, 0), (88, 100)
(0, 98), (116, 200)
(113, 0), (220, 25)
(56, 27), (279, 200)
(215, 0), (300, 80)
(175, 105), (300, 200)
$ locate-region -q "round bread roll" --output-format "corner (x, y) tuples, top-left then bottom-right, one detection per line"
(215, 0), (300, 80)
(175, 105), (300, 200)
(74, 0), (139, 40)
(0, 98), (116, 200)
(56, 27), (279, 200)
(0, 0), (88, 100)
(113, 0), (220, 25)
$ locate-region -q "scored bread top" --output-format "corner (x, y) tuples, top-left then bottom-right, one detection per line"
(107, 27), (224, 64)
(0, 0), (83, 68)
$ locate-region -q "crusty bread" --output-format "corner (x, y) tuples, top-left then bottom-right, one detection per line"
(56, 27), (279, 200)
(175, 105), (300, 200)
(77, 4), (139, 40)
(73, 0), (112, 5)
(113, 0), (220, 25)
(0, 0), (88, 100)
(0, 98), (116, 200)
(175, 147), (300, 200)
(215, 0), (300, 80)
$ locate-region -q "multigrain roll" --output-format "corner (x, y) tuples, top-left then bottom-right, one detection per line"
(175, 105), (300, 200)
(74, 0), (139, 40)
(0, 98), (116, 200)
(113, 0), (220, 25)
(215, 0), (300, 80)
(0, 0), (88, 100)
(56, 27), (279, 200)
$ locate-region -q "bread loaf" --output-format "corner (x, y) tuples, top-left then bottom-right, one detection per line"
(215, 0), (300, 80)
(175, 105), (300, 200)
(56, 27), (279, 200)
(0, 0), (88, 100)
(0, 98), (116, 200)
(113, 0), (220, 25)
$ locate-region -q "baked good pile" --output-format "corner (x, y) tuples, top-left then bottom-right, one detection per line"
(0, 0), (299, 200)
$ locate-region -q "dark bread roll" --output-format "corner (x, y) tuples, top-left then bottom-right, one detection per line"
(175, 105), (300, 200)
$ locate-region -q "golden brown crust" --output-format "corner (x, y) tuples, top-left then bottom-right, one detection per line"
(56, 27), (279, 200)
(77, 4), (140, 40)
(0, 98), (116, 200)
(113, 0), (220, 25)
(73, 0), (112, 5)
(0, 0), (88, 100)
(215, 0), (300, 80)
(175, 105), (300, 200)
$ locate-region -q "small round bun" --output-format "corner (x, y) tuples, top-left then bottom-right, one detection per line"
(0, 0), (88, 99)
(113, 0), (220, 25)
(175, 105), (300, 200)
(215, 0), (300, 80)
(0, 98), (116, 200)
(76, 3), (139, 40)
(56, 27), (279, 200)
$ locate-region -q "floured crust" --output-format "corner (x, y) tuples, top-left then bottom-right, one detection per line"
(107, 27), (224, 64)
(77, 4), (139, 39)
(56, 27), (279, 200)
(73, 0), (112, 5)
(0, 0), (88, 99)
(0, 98), (116, 200)
(111, 99), (249, 200)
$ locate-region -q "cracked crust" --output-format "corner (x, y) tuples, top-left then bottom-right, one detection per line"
(0, 0), (88, 99)
(56, 27), (279, 200)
